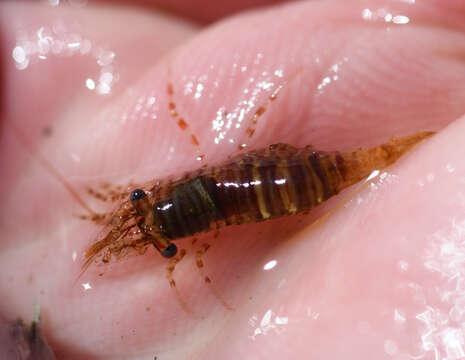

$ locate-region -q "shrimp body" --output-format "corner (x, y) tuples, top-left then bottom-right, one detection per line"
(82, 131), (433, 270)
(124, 131), (433, 259)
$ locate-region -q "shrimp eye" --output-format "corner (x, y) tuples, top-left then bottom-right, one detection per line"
(162, 243), (178, 258)
(130, 189), (146, 203)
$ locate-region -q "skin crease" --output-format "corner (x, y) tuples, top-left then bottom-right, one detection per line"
(1, 0), (465, 359)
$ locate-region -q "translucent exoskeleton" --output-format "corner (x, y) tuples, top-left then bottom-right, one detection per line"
(81, 131), (434, 279)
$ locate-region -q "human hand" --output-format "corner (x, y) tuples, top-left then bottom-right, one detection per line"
(1, 0), (465, 359)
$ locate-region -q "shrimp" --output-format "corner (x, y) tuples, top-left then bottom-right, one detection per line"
(82, 131), (434, 274)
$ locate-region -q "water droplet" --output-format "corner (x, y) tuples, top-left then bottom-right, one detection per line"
(81, 282), (92, 291)
(86, 78), (95, 90)
(393, 15), (409, 24)
(263, 260), (277, 271)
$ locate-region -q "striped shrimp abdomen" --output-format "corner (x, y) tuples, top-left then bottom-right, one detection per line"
(152, 144), (346, 239)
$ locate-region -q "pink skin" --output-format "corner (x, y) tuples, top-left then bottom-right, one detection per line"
(1, 0), (465, 359)
(103, 0), (296, 24)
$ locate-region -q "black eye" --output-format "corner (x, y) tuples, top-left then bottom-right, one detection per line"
(130, 189), (146, 203)
(161, 243), (178, 258)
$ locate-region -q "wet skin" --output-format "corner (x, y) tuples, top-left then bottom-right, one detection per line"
(1, 0), (465, 359)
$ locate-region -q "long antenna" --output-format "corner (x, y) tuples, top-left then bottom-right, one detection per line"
(9, 123), (96, 216)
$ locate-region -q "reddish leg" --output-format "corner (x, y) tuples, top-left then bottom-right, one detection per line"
(195, 243), (233, 311)
(165, 249), (192, 313)
(238, 67), (305, 151)
(85, 181), (135, 204)
(166, 79), (205, 162)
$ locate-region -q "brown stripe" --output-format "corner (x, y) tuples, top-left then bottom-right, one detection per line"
(286, 161), (310, 211)
(154, 199), (185, 239)
(230, 165), (247, 224)
(198, 174), (224, 222)
(252, 162), (271, 220)
(172, 186), (196, 236)
(276, 160), (298, 214)
(307, 152), (328, 204)
(213, 167), (237, 225)
(265, 163), (287, 217)
(301, 156), (321, 206)
(203, 169), (231, 230)
(232, 165), (249, 224)
(315, 154), (332, 197)
(335, 152), (346, 182)
(321, 156), (341, 196)
(185, 180), (211, 232)
(238, 162), (261, 223)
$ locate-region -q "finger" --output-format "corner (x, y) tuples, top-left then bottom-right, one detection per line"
(0, 0), (464, 359)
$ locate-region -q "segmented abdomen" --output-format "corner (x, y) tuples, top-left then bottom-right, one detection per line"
(152, 144), (345, 240)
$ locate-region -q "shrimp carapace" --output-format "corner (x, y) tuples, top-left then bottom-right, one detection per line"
(117, 131), (434, 260)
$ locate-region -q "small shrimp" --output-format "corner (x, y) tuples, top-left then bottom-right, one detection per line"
(82, 131), (434, 276)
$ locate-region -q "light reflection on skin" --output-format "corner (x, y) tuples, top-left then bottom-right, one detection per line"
(353, 162), (465, 359)
(81, 282), (92, 291)
(263, 260), (277, 271)
(361, 8), (411, 24)
(418, 218), (465, 359)
(316, 57), (348, 95)
(209, 60), (286, 146)
(249, 309), (289, 340)
(12, 22), (118, 95)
